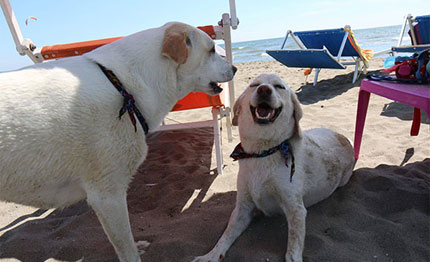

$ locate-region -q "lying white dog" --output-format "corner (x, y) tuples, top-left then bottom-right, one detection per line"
(193, 74), (355, 262)
(0, 22), (236, 262)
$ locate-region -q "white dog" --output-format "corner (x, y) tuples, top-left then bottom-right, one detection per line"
(193, 74), (355, 262)
(0, 22), (236, 262)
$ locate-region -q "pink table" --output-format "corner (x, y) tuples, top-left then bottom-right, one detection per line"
(354, 79), (430, 159)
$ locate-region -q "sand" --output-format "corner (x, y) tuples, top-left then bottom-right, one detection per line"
(0, 59), (429, 262)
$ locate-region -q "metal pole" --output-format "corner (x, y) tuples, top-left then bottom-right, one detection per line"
(407, 14), (417, 45)
(229, 0), (238, 29)
(337, 30), (349, 61)
(397, 15), (409, 46)
(0, 0), (25, 55)
(222, 13), (235, 114)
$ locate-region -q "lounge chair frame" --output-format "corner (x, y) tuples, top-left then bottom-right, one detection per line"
(392, 14), (430, 54)
(1, 0), (239, 175)
(268, 26), (368, 86)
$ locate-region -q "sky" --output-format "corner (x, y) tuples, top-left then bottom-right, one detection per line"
(0, 0), (428, 71)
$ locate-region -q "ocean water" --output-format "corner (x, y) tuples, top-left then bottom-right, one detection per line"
(227, 25), (410, 63)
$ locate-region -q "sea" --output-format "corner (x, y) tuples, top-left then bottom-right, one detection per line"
(225, 25), (410, 63)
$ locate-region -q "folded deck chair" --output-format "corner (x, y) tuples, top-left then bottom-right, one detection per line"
(1, 0), (237, 175)
(266, 26), (373, 86)
(392, 14), (430, 53)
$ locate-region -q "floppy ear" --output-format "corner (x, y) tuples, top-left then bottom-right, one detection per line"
(291, 92), (303, 138)
(232, 93), (245, 126)
(162, 25), (188, 64)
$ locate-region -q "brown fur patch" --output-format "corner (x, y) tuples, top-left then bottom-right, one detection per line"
(232, 93), (245, 126)
(335, 134), (353, 154)
(322, 157), (342, 182)
(162, 24), (188, 64)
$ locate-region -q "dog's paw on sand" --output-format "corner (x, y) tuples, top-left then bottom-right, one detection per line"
(136, 240), (151, 255)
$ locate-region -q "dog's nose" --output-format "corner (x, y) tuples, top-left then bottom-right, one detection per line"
(232, 65), (238, 75)
(257, 85), (272, 97)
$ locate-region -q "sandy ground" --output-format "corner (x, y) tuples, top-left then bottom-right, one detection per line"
(0, 59), (429, 262)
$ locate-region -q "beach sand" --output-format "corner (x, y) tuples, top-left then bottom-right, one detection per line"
(1, 59), (429, 262)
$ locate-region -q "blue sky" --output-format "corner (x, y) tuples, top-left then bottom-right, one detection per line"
(0, 0), (428, 71)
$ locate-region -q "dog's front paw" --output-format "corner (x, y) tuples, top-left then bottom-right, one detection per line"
(285, 253), (302, 262)
(136, 240), (151, 255)
(192, 252), (225, 262)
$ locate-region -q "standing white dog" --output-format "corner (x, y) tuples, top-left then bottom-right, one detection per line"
(0, 22), (236, 262)
(193, 74), (355, 262)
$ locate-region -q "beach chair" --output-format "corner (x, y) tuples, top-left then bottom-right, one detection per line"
(266, 26), (373, 86)
(0, 0), (239, 175)
(392, 14), (430, 53)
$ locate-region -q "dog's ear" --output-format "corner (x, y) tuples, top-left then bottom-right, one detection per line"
(162, 24), (189, 64)
(291, 92), (303, 138)
(232, 93), (245, 126)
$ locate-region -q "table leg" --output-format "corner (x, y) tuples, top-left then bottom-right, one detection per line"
(410, 107), (421, 136)
(354, 90), (371, 160)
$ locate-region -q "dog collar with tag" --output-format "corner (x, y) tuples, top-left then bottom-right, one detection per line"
(230, 139), (295, 182)
(97, 63), (149, 134)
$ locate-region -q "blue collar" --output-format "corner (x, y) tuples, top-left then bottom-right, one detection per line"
(230, 139), (295, 182)
(97, 63), (149, 134)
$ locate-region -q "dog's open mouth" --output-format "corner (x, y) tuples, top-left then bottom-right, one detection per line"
(250, 103), (282, 124)
(210, 81), (223, 94)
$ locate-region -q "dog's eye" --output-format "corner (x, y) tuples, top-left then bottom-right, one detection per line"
(186, 37), (192, 47)
(274, 84), (285, 89)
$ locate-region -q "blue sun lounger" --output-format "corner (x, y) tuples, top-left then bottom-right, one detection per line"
(266, 26), (373, 86)
(392, 14), (430, 53)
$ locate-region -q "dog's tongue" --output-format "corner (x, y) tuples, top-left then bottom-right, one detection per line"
(257, 107), (272, 118)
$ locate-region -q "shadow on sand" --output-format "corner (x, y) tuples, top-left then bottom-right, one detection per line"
(0, 129), (429, 262)
(296, 70), (367, 105)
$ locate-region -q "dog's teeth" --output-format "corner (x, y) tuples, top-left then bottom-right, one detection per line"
(256, 110), (273, 120)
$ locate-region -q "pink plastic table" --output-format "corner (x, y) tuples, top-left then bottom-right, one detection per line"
(354, 79), (430, 159)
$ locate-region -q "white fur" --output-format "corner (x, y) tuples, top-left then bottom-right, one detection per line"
(193, 74), (355, 262)
(0, 22), (235, 262)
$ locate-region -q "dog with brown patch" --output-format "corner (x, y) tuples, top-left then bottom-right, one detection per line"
(192, 74), (355, 262)
(0, 22), (236, 262)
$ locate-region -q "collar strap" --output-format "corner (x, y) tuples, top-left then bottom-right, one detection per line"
(230, 139), (295, 182)
(97, 63), (149, 134)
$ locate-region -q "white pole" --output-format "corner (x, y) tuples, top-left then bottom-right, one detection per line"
(407, 14), (417, 45)
(222, 13), (235, 114)
(281, 30), (290, 49)
(337, 30), (349, 61)
(290, 32), (306, 49)
(397, 15), (409, 46)
(212, 108), (223, 174)
(229, 0), (238, 29)
(0, 0), (25, 55)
